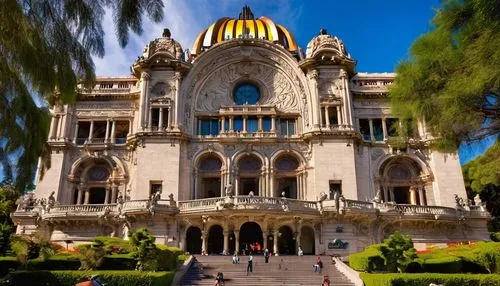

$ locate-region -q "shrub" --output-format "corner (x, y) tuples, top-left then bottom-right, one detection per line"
(94, 236), (133, 254)
(349, 244), (386, 272)
(155, 245), (184, 271)
(421, 257), (463, 273)
(380, 231), (417, 273)
(9, 232), (56, 266)
(129, 228), (157, 271)
(491, 232), (500, 242)
(100, 254), (136, 270)
(0, 223), (12, 256)
(1, 270), (174, 286)
(76, 240), (106, 270)
(360, 273), (500, 286)
(28, 254), (80, 270)
(0, 256), (18, 277)
(461, 242), (500, 274)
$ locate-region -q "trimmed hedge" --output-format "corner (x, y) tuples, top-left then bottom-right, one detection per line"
(0, 257), (18, 277)
(360, 273), (500, 286)
(156, 245), (184, 271)
(349, 244), (386, 272)
(28, 254), (80, 270)
(1, 270), (173, 286)
(420, 256), (463, 273)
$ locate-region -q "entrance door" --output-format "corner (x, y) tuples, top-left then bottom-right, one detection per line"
(186, 227), (202, 254)
(89, 187), (106, 204)
(300, 226), (315, 255)
(394, 186), (410, 204)
(239, 222), (263, 255)
(207, 225), (224, 254)
(278, 226), (295, 255)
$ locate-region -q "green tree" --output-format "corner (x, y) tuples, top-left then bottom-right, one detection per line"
(129, 228), (157, 271)
(76, 239), (106, 270)
(0, 0), (164, 191)
(463, 139), (500, 233)
(380, 231), (417, 273)
(0, 180), (19, 255)
(389, 0), (499, 151)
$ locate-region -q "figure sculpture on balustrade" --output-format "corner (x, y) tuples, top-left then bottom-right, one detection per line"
(46, 191), (56, 212)
(168, 193), (176, 207)
(149, 190), (161, 215)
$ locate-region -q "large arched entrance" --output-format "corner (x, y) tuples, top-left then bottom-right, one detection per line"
(300, 226), (315, 254)
(239, 222), (263, 254)
(186, 226), (202, 254)
(274, 155), (300, 199)
(278, 225), (295, 255)
(237, 155), (262, 196)
(196, 155), (223, 199)
(207, 225), (224, 254)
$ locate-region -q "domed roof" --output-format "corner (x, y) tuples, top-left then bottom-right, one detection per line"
(305, 29), (351, 60)
(192, 5), (298, 56)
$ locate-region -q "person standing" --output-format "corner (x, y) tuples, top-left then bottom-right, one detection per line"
(264, 248), (270, 263)
(247, 254), (253, 275)
(298, 246), (304, 256)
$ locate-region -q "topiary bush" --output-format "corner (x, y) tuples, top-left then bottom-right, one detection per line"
(76, 240), (106, 270)
(94, 236), (133, 254)
(348, 244), (386, 272)
(421, 256), (463, 273)
(1, 270), (173, 286)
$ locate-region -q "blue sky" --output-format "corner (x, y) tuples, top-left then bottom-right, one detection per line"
(92, 0), (491, 164)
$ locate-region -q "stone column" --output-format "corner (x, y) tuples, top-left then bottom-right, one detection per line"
(179, 231), (185, 252)
(234, 171), (239, 196)
(111, 184), (119, 203)
(158, 108), (164, 130)
(382, 118), (387, 140)
(73, 122), (79, 143)
(324, 106), (330, 128)
(77, 184), (84, 205)
(295, 231), (301, 254)
(418, 187), (425, 206)
(242, 116), (247, 133)
(84, 188), (90, 205)
(139, 71), (151, 130)
(173, 72), (181, 127)
(223, 230), (229, 254)
(369, 119), (375, 141)
(336, 106), (342, 126)
(49, 114), (59, 140)
(383, 186), (389, 203)
(168, 106), (173, 129)
(269, 169), (275, 197)
(340, 69), (353, 128)
(57, 114), (65, 139)
(410, 188), (417, 205)
(389, 187), (395, 202)
(110, 120), (116, 143)
(234, 230), (240, 254)
(88, 120), (94, 141)
(271, 116), (276, 132)
(201, 230), (208, 254)
(229, 116), (234, 133)
(258, 116), (263, 132)
(105, 120), (110, 142)
(273, 230), (279, 255)
(263, 231), (268, 250)
(220, 117), (226, 133)
(307, 70), (320, 129)
(104, 186), (111, 204)
(148, 107), (153, 130)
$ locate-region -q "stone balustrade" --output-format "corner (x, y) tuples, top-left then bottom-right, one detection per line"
(12, 197), (490, 221)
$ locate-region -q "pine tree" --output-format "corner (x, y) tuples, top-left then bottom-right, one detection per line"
(0, 0), (164, 191)
(389, 0), (499, 151)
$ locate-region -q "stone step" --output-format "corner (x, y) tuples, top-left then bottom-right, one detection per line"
(178, 255), (356, 286)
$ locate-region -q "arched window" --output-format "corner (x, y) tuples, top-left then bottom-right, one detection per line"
(379, 157), (428, 205)
(233, 83), (260, 105)
(196, 155), (223, 199)
(274, 155), (299, 199)
(237, 155), (262, 196)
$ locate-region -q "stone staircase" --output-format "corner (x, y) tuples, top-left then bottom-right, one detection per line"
(178, 255), (356, 286)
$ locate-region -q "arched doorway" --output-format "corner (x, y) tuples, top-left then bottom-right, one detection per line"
(228, 232), (236, 254)
(274, 155), (300, 199)
(237, 155), (262, 196)
(278, 225), (295, 255)
(239, 222), (263, 254)
(196, 155), (223, 199)
(207, 225), (224, 254)
(300, 226), (315, 255)
(186, 226), (202, 254)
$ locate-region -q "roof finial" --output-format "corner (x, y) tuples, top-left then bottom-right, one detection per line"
(239, 5), (255, 20)
(319, 28), (328, 35)
(163, 28), (171, 38)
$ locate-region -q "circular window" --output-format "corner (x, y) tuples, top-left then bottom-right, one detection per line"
(233, 83), (260, 105)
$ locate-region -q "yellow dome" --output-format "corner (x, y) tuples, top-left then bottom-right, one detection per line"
(192, 5), (298, 56)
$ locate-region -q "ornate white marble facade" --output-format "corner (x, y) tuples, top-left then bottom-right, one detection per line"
(12, 7), (489, 255)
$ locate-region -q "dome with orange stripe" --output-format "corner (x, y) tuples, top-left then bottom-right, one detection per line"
(192, 5), (298, 56)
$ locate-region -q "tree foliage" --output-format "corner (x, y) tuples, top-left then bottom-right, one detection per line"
(389, 0), (500, 151)
(0, 180), (19, 255)
(0, 0), (164, 191)
(380, 231), (417, 273)
(129, 228), (157, 271)
(463, 139), (500, 232)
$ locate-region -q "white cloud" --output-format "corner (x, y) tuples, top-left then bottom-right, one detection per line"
(92, 1), (303, 77)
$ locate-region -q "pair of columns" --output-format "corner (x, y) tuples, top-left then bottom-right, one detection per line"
(200, 228), (285, 255)
(382, 186), (426, 205)
(49, 114), (65, 140)
(73, 120), (123, 143)
(148, 106), (171, 130)
(220, 116), (277, 133)
(75, 184), (119, 205)
(320, 105), (342, 128)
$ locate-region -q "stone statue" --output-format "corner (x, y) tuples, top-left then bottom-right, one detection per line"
(281, 191), (286, 198)
(318, 192), (327, 202)
(372, 189), (381, 203)
(248, 191), (255, 197)
(47, 191), (56, 209)
(117, 193), (124, 213)
(225, 183), (234, 197)
(454, 194), (465, 208)
(149, 190), (162, 215)
(168, 193), (176, 207)
(474, 194), (483, 206)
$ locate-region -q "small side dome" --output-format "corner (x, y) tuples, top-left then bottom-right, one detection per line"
(192, 5), (298, 56)
(144, 28), (184, 61)
(306, 29), (351, 60)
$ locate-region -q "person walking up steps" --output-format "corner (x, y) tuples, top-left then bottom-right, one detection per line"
(264, 248), (270, 263)
(247, 254), (253, 275)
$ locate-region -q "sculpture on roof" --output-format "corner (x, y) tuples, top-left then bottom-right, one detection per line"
(306, 28), (350, 59)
